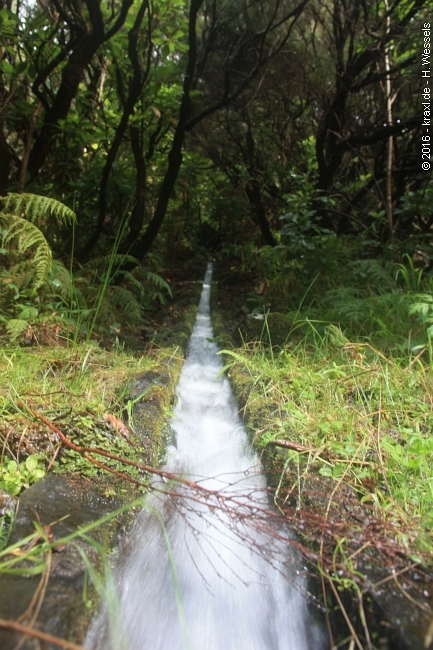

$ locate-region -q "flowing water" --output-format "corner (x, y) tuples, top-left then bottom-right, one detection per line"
(86, 264), (324, 650)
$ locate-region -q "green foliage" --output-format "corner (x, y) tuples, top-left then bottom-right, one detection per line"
(0, 214), (52, 289)
(221, 327), (433, 549)
(396, 253), (425, 292)
(110, 286), (144, 324)
(0, 194), (77, 336)
(0, 510), (13, 553)
(0, 191), (172, 343)
(95, 287), (144, 329)
(5, 319), (29, 341)
(143, 270), (173, 305)
(0, 455), (45, 496)
(347, 258), (398, 291)
(279, 176), (328, 251)
(1, 193), (76, 228)
(49, 259), (74, 298)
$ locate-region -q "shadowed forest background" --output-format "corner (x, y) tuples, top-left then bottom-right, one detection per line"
(0, 0), (433, 648)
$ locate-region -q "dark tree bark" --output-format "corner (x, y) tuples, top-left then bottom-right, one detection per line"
(80, 0), (151, 257)
(130, 0), (204, 259)
(245, 180), (277, 247)
(313, 0), (426, 232)
(120, 124), (147, 252)
(26, 0), (134, 180)
(131, 0), (309, 259)
(0, 128), (14, 195)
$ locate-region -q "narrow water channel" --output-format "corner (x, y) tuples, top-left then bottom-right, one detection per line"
(86, 264), (324, 650)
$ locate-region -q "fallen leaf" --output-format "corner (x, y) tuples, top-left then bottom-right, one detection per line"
(102, 414), (131, 440)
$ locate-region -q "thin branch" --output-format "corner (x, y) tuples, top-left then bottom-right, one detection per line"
(0, 619), (85, 650)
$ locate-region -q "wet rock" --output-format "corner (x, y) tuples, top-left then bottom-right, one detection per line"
(0, 473), (125, 650)
(0, 488), (17, 515)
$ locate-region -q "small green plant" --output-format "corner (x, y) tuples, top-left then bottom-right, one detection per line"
(0, 193), (77, 341)
(0, 455), (45, 496)
(0, 193), (76, 289)
(0, 511), (13, 552)
(396, 253), (425, 292)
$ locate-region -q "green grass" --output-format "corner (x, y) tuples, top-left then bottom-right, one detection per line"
(221, 330), (433, 555)
(0, 340), (183, 488)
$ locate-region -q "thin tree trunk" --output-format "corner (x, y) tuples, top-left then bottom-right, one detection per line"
(80, 0), (149, 257)
(120, 124), (147, 252)
(245, 180), (277, 247)
(131, 0), (204, 259)
(18, 102), (42, 192)
(27, 0), (133, 179)
(384, 0), (394, 241)
(0, 127), (13, 195)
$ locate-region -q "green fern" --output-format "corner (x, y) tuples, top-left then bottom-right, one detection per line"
(49, 260), (73, 298)
(326, 324), (349, 347)
(346, 259), (397, 291)
(2, 260), (37, 290)
(0, 214), (52, 289)
(110, 287), (143, 325)
(121, 271), (145, 300)
(87, 288), (143, 328)
(1, 193), (76, 227)
(80, 255), (138, 274)
(145, 271), (172, 299)
(6, 318), (29, 341)
(0, 193), (76, 294)
(94, 295), (115, 327)
(408, 294), (433, 327)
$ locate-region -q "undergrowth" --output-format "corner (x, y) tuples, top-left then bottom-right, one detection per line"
(213, 237), (433, 647)
(217, 236), (433, 551)
(0, 193), (173, 345)
(222, 340), (433, 551)
(0, 342), (182, 485)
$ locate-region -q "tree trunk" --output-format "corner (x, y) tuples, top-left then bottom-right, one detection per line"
(80, 0), (148, 256)
(18, 102), (42, 192)
(384, 0), (394, 241)
(27, 41), (101, 178)
(26, 0), (133, 179)
(120, 124), (147, 252)
(130, 0), (204, 260)
(0, 127), (13, 195)
(245, 181), (277, 247)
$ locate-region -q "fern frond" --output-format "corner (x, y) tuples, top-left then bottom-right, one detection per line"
(49, 260), (73, 298)
(326, 324), (349, 347)
(1, 193), (76, 226)
(0, 214), (52, 289)
(95, 295), (114, 326)
(146, 271), (172, 298)
(346, 259), (397, 290)
(408, 295), (433, 317)
(1, 261), (36, 290)
(122, 271), (145, 299)
(219, 349), (262, 375)
(6, 319), (28, 341)
(81, 255), (138, 272)
(110, 287), (143, 325)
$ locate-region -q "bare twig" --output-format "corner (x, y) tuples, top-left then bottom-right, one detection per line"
(0, 619), (85, 650)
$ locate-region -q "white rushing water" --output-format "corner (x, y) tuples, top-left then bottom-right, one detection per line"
(86, 264), (324, 650)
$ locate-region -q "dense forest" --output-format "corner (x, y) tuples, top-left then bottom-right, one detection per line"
(0, 0), (432, 648)
(0, 0), (431, 344)
(0, 0), (430, 260)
